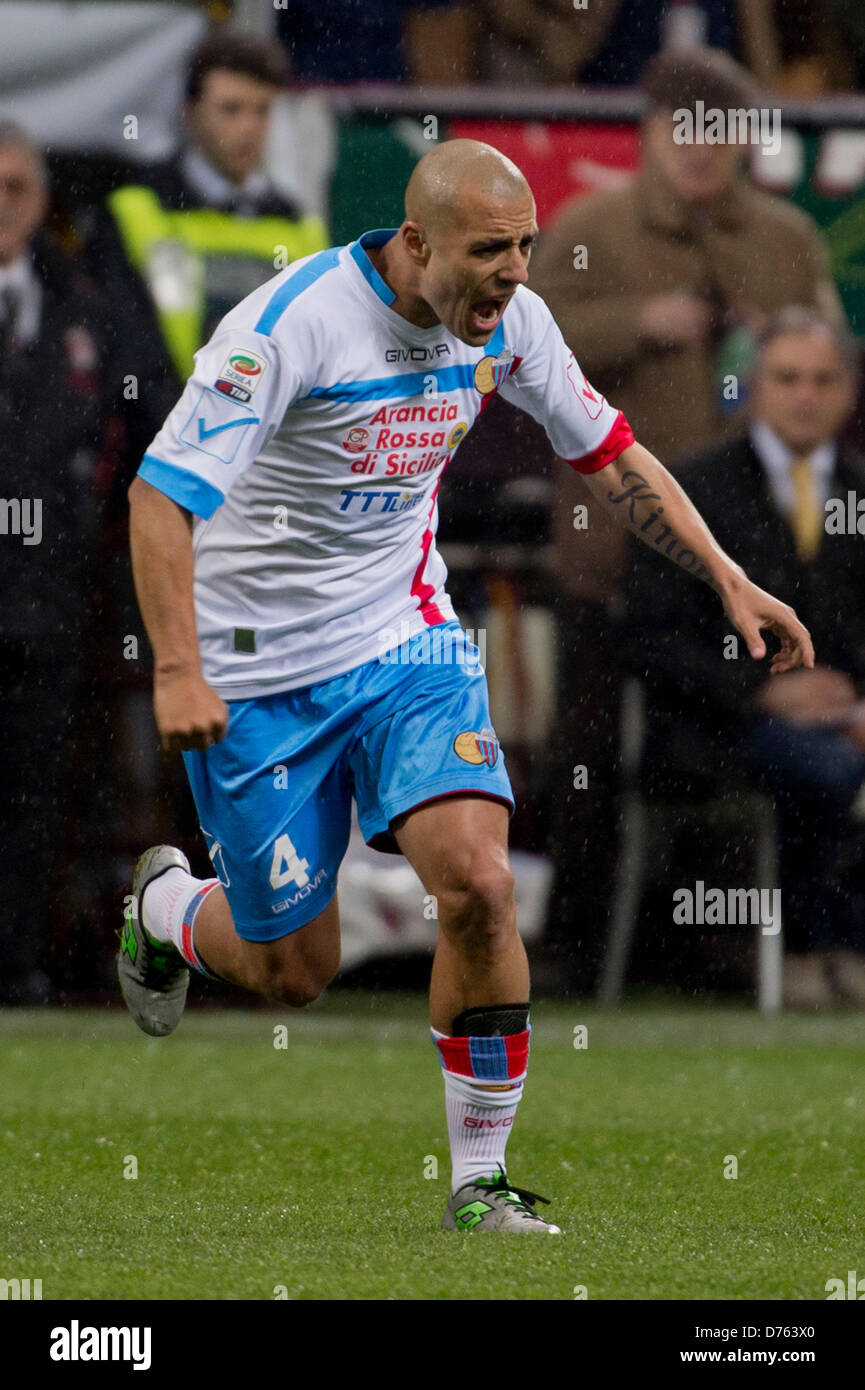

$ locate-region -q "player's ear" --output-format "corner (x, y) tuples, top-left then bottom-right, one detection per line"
(402, 222), (430, 267)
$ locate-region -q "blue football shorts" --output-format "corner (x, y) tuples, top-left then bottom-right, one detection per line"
(182, 621), (514, 941)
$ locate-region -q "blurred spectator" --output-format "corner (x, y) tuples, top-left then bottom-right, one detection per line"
(531, 46), (844, 988)
(0, 121), (163, 1004)
(472, 0), (788, 87)
(773, 0), (852, 95)
(84, 30), (328, 388)
(275, 0), (474, 84)
(625, 309), (865, 1009)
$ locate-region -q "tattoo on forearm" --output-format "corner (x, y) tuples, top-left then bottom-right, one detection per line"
(607, 470), (712, 584)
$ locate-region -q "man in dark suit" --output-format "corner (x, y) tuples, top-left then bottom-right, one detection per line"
(625, 307), (865, 1008)
(0, 119), (168, 1003)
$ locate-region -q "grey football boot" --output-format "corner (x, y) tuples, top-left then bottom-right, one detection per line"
(118, 846), (191, 1037)
(443, 1170), (562, 1233)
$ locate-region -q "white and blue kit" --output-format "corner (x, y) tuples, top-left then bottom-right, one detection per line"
(138, 229), (634, 939)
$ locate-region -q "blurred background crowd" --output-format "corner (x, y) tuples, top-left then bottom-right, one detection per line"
(2, 0), (865, 1011)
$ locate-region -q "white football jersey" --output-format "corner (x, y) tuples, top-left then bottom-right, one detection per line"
(138, 229), (634, 698)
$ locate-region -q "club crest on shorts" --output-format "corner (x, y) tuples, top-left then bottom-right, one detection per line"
(453, 727), (500, 767)
(473, 348), (515, 396)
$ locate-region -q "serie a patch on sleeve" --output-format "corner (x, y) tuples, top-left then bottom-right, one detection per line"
(179, 387), (261, 464)
(214, 348), (268, 403)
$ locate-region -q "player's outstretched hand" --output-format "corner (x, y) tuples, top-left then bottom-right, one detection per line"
(154, 669), (229, 753)
(720, 577), (815, 674)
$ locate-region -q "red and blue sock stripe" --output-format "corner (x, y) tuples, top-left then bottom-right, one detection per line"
(432, 1026), (531, 1083)
(179, 881), (222, 980)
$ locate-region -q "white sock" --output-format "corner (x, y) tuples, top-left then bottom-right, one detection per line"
(140, 866), (209, 953)
(443, 1067), (524, 1195)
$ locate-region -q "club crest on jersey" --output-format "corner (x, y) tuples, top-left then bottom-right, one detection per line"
(453, 727), (500, 767)
(448, 422), (468, 449)
(474, 348), (515, 396)
(342, 426), (371, 453)
(217, 349), (267, 396)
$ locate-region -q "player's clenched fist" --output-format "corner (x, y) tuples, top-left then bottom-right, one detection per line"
(153, 669), (229, 753)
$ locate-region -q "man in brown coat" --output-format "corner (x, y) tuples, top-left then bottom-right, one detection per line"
(533, 46), (844, 602)
(531, 47), (844, 989)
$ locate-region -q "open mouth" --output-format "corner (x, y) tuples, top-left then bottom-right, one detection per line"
(469, 297), (508, 335)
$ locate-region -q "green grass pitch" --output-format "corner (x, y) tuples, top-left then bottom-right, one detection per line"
(1, 996), (863, 1300)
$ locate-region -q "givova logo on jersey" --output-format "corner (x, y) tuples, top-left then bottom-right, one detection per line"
(453, 728), (500, 768)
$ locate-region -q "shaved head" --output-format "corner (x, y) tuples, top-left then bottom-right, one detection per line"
(405, 139), (531, 241)
(363, 138), (537, 346)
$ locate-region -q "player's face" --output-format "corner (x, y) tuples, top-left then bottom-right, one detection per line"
(186, 69), (277, 184)
(753, 331), (854, 454)
(0, 145), (47, 266)
(643, 111), (741, 204)
(418, 192), (538, 346)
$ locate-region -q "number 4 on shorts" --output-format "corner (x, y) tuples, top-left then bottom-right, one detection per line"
(269, 832), (311, 890)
